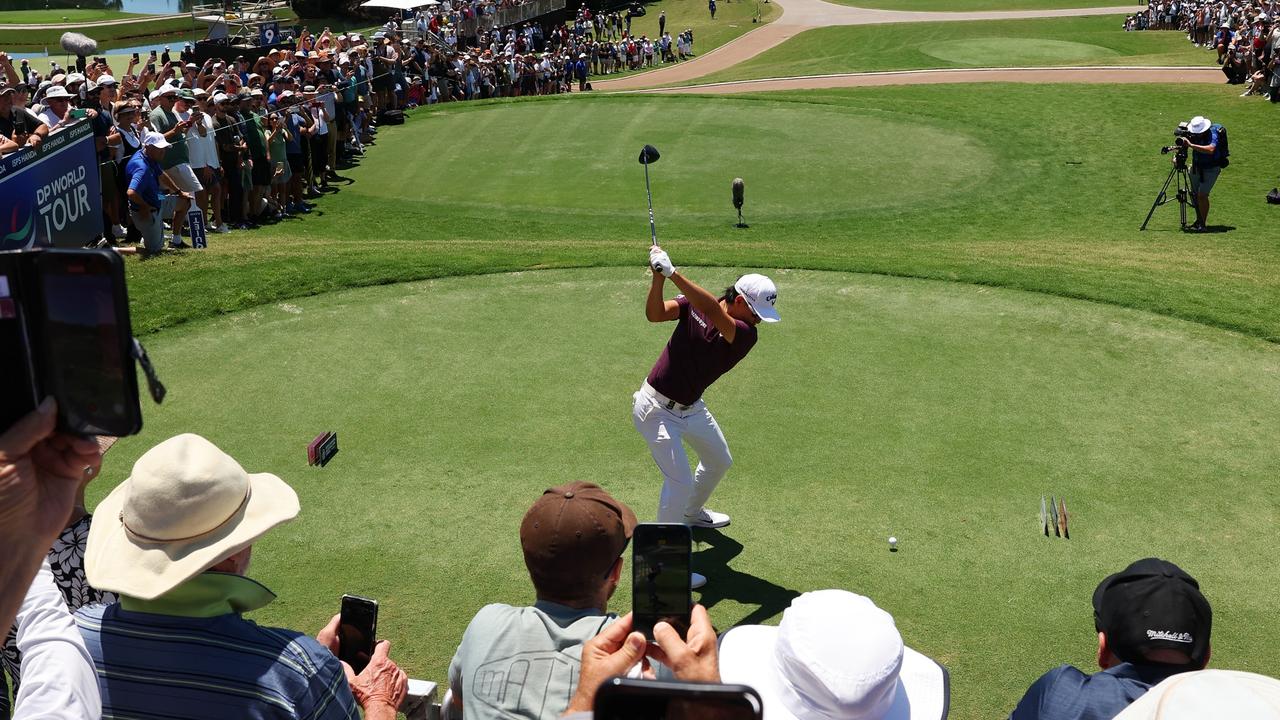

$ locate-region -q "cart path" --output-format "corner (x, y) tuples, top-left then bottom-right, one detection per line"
(618, 65), (1222, 93)
(595, 1), (1145, 90)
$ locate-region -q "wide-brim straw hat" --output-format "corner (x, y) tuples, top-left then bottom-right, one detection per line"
(86, 433), (299, 600)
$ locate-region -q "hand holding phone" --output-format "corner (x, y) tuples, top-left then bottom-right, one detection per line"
(594, 679), (762, 720)
(337, 594), (378, 673)
(632, 523), (692, 641)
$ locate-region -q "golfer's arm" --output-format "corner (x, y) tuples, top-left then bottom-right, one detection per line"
(646, 273), (679, 322)
(669, 271), (737, 342)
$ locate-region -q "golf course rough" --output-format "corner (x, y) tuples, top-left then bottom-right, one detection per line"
(94, 268), (1280, 720)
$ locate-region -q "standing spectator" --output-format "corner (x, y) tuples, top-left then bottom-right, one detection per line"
(447, 482), (636, 720)
(213, 94), (245, 230)
(659, 10), (667, 35)
(1009, 558), (1212, 720)
(184, 91), (223, 235)
(710, 0), (718, 20)
(148, 86), (201, 248)
(75, 433), (408, 719)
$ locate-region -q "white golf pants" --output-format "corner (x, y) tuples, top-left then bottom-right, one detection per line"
(632, 382), (733, 523)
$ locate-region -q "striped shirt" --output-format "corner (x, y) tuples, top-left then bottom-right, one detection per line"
(75, 572), (359, 720)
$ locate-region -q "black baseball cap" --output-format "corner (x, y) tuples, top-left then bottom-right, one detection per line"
(1093, 558), (1212, 668)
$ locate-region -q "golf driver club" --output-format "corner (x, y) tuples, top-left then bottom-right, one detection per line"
(639, 145), (661, 247)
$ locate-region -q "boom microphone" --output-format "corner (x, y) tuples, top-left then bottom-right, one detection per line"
(732, 178), (744, 210)
(60, 32), (99, 58)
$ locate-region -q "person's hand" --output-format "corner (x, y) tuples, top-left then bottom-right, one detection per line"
(26, 134), (42, 148)
(645, 604), (720, 683)
(564, 612), (649, 714)
(0, 399), (101, 549)
(85, 108), (98, 120)
(649, 247), (674, 277)
(347, 641), (408, 711)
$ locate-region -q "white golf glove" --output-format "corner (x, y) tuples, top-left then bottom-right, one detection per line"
(650, 247), (675, 277)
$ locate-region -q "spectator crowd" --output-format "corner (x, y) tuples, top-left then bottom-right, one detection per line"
(4, 397), (1280, 720)
(0, 8), (694, 254)
(1125, 0), (1280, 100)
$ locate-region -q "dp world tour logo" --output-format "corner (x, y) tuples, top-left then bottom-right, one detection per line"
(4, 205), (35, 249)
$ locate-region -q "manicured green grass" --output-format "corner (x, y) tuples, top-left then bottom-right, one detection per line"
(827, 0), (1136, 10)
(0, 8), (145, 24)
(696, 15), (1208, 84)
(0, 9), (297, 50)
(89, 267), (1280, 720)
(121, 84), (1280, 345)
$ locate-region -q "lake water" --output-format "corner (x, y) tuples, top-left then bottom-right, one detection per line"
(12, 38), (192, 60)
(4, 0), (197, 12)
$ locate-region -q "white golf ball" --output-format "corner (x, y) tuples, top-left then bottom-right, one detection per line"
(888, 536), (897, 545)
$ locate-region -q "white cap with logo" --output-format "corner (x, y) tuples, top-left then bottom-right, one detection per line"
(142, 130), (171, 149)
(735, 273), (781, 323)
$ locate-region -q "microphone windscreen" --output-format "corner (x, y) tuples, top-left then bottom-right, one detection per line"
(60, 32), (98, 57)
(732, 178), (744, 209)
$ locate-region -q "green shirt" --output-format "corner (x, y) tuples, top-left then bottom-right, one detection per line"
(148, 105), (189, 169)
(243, 109), (268, 157)
(448, 601), (616, 720)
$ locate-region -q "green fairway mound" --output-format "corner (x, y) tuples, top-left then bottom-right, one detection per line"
(402, 97), (992, 218)
(96, 268), (1280, 720)
(922, 37), (1122, 66)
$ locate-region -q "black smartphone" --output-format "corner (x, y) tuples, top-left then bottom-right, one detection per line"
(132, 52), (140, 62)
(594, 678), (763, 720)
(632, 523), (691, 641)
(0, 249), (142, 436)
(149, 49), (158, 59)
(338, 594), (378, 674)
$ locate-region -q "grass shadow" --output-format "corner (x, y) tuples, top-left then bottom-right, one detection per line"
(692, 528), (800, 629)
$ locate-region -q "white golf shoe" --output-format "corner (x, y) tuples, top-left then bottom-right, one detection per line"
(685, 507), (730, 528)
(691, 572), (707, 589)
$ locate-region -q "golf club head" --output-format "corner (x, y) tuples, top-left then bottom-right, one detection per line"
(638, 144), (661, 165)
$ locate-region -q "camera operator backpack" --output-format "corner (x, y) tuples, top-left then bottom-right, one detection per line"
(1211, 123), (1230, 167)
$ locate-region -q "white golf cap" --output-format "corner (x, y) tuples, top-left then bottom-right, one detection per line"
(211, 92), (229, 103)
(97, 74), (117, 86)
(142, 130), (171, 149)
(734, 273), (781, 323)
(1188, 115), (1211, 134)
(43, 85), (72, 99)
(1112, 670), (1280, 720)
(720, 590), (948, 720)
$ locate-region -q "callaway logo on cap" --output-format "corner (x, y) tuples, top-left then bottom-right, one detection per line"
(734, 273), (781, 323)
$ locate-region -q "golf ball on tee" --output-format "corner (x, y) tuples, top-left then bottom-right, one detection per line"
(888, 536), (898, 550)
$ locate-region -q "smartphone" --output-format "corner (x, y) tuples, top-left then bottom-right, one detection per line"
(632, 523), (692, 641)
(0, 249), (142, 436)
(132, 52), (140, 62)
(594, 678), (763, 720)
(70, 108), (87, 120)
(149, 49), (158, 59)
(338, 594), (378, 674)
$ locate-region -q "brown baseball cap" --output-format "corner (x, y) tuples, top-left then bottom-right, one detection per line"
(520, 482), (637, 599)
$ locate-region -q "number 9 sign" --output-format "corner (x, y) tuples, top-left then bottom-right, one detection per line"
(260, 22), (279, 45)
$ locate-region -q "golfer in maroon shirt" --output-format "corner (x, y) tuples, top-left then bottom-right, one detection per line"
(634, 246), (780, 589)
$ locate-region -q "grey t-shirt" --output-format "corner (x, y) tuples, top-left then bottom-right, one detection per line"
(448, 601), (616, 720)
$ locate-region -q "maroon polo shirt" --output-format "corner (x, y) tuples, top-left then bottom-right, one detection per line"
(646, 295), (757, 406)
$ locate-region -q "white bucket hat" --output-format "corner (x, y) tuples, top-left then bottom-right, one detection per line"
(1187, 116), (1211, 134)
(85, 433), (300, 600)
(734, 273), (781, 323)
(719, 590), (948, 720)
(1113, 670), (1280, 720)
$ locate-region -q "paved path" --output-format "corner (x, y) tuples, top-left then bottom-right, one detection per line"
(596, 1), (1144, 90)
(623, 65), (1222, 93)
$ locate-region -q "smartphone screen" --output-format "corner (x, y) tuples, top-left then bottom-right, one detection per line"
(34, 250), (140, 436)
(338, 594), (378, 674)
(132, 52), (140, 62)
(632, 523), (691, 641)
(595, 678), (762, 720)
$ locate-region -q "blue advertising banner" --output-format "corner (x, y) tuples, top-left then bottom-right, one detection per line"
(0, 120), (103, 250)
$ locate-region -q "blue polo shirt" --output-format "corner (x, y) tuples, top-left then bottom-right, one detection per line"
(1192, 126), (1220, 168)
(1009, 662), (1190, 720)
(125, 148), (163, 212)
(76, 572), (359, 720)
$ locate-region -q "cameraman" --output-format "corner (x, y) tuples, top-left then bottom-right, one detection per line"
(1180, 116), (1225, 232)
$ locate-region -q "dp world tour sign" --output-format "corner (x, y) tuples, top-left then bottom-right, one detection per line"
(0, 119), (102, 250)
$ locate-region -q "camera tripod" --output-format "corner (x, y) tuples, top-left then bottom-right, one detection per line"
(1141, 152), (1194, 230)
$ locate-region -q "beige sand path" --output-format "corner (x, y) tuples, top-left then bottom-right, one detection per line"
(595, 1), (1147, 90)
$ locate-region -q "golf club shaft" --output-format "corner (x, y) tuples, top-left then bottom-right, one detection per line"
(644, 161), (657, 247)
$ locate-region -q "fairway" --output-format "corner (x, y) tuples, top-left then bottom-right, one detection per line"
(693, 16), (1209, 84)
(91, 267), (1280, 719)
(123, 85), (1280, 343)
(825, 0), (1135, 9)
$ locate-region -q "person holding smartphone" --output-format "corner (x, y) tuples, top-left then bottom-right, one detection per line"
(448, 482), (637, 720)
(635, 247), (780, 588)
